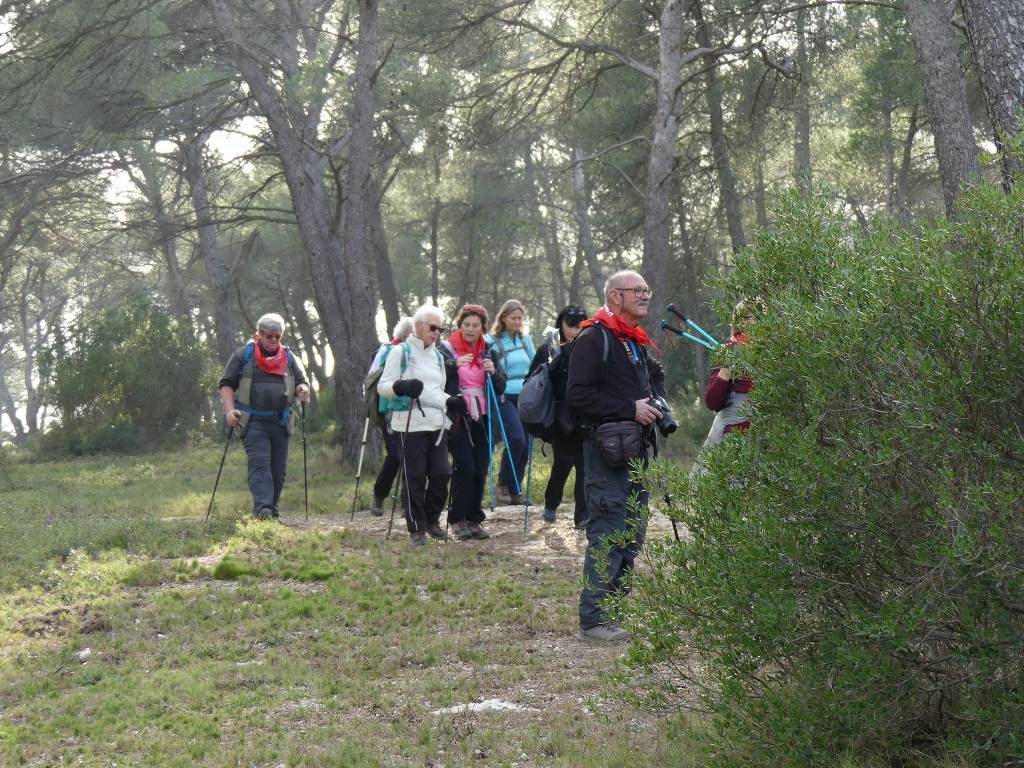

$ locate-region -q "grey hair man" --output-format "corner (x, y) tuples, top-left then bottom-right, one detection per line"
(566, 270), (666, 641)
(219, 313), (310, 520)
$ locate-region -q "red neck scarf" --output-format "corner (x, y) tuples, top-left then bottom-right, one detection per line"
(448, 330), (485, 364)
(580, 306), (657, 349)
(252, 338), (288, 376)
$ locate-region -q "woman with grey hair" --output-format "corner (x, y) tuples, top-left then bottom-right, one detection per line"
(366, 317), (415, 514)
(219, 313), (310, 520)
(377, 305), (462, 544)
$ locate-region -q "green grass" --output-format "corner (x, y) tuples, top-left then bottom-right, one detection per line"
(0, 439), (697, 766)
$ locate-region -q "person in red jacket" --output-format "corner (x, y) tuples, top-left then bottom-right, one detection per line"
(702, 301), (758, 448)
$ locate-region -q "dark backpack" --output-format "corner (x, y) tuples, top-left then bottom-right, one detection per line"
(518, 329), (609, 442)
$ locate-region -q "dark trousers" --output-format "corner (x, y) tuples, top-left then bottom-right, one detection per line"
(578, 439), (648, 629)
(372, 429), (402, 501)
(450, 417), (490, 525)
(545, 435), (586, 526)
(243, 419), (290, 516)
(497, 394), (529, 492)
(399, 430), (450, 533)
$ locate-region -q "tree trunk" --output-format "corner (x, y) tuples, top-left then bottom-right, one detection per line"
(183, 131), (237, 363)
(895, 106), (919, 225)
(370, 175), (400, 332)
(794, 8), (812, 192)
(904, 0), (981, 214)
(694, 0), (747, 254)
(0, 352), (25, 443)
(641, 0), (684, 339)
(524, 137), (567, 309)
(676, 200), (707, 393)
(959, 0), (1024, 187)
(208, 0), (379, 461)
(572, 145), (604, 301)
(428, 145), (442, 307)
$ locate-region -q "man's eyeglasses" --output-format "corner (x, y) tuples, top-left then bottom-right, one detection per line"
(613, 287), (653, 299)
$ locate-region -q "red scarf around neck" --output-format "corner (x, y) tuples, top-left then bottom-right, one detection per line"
(252, 337), (289, 376)
(580, 306), (657, 349)
(448, 330), (485, 364)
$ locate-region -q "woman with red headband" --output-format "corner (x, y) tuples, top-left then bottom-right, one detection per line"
(441, 305), (507, 540)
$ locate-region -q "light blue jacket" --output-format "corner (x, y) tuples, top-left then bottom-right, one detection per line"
(487, 331), (536, 396)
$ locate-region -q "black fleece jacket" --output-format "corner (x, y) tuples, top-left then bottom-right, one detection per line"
(565, 324), (666, 425)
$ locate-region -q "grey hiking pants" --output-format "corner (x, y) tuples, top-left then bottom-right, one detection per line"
(578, 439), (648, 630)
(243, 419), (289, 516)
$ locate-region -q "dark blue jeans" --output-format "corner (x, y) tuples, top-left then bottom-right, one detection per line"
(578, 439), (648, 629)
(243, 419), (290, 516)
(496, 394), (529, 493)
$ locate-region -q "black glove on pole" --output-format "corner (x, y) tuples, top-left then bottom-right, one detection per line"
(205, 426), (234, 525)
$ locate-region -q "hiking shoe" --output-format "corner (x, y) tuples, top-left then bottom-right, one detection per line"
(495, 483), (512, 504)
(468, 523), (490, 540)
(574, 518), (588, 531)
(370, 497), (386, 517)
(510, 493), (527, 505)
(543, 508), (557, 523)
(410, 532), (428, 546)
(427, 524), (449, 541)
(451, 521), (474, 540)
(254, 506), (274, 521)
(577, 624), (631, 642)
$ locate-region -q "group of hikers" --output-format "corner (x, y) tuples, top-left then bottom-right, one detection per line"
(218, 270), (755, 642)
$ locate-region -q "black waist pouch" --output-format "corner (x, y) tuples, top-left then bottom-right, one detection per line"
(594, 421), (644, 468)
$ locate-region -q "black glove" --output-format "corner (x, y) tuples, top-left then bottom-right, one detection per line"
(393, 378), (423, 399)
(446, 395), (468, 417)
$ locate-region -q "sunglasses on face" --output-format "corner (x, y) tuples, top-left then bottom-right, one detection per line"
(565, 314), (587, 326)
(418, 322), (446, 333)
(260, 332), (281, 340)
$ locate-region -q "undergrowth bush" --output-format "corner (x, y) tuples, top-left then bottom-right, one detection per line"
(42, 298), (212, 454)
(618, 180), (1024, 766)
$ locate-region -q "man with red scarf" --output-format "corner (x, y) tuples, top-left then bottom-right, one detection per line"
(567, 270), (666, 642)
(219, 313), (310, 520)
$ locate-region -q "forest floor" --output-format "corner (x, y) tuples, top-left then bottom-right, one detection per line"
(0, 439), (694, 767)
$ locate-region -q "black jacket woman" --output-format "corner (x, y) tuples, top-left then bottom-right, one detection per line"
(528, 305), (589, 528)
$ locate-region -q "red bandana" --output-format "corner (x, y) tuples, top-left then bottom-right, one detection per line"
(448, 330), (485, 364)
(580, 306), (657, 349)
(252, 338), (289, 376)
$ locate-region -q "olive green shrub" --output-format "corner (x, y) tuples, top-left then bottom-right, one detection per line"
(619, 181), (1024, 766)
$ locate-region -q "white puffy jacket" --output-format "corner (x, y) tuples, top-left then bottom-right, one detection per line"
(377, 336), (450, 433)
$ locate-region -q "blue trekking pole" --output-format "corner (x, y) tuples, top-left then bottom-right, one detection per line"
(660, 320), (716, 351)
(486, 373), (495, 513)
(666, 304), (720, 348)
(486, 374), (522, 500)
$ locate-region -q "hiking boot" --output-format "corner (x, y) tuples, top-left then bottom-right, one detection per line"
(451, 521), (474, 540)
(410, 532), (428, 546)
(254, 506), (274, 521)
(510, 493), (527, 505)
(427, 524), (449, 541)
(577, 624), (631, 642)
(494, 482), (512, 504)
(370, 497), (386, 517)
(574, 518), (588, 531)
(542, 508), (557, 523)
(468, 523), (490, 540)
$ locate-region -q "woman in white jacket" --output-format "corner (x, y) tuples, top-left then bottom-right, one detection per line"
(377, 305), (460, 544)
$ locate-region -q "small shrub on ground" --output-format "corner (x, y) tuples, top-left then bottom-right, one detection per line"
(618, 180), (1024, 766)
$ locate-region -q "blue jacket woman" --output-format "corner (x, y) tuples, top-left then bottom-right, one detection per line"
(487, 299), (535, 504)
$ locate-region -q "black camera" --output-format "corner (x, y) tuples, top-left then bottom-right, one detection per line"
(648, 396), (678, 437)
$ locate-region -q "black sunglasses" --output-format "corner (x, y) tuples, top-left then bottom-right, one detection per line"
(565, 313), (587, 326)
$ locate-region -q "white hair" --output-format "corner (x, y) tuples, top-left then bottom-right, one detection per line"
(604, 270), (643, 300)
(392, 316), (415, 340)
(412, 305), (444, 327)
(257, 313), (286, 335)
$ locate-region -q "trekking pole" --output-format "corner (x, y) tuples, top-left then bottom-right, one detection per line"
(665, 304), (720, 348)
(523, 438), (533, 533)
(387, 404), (415, 539)
(301, 402), (309, 521)
(350, 416), (370, 521)
(486, 373), (495, 514)
(486, 374), (522, 500)
(205, 426), (234, 525)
